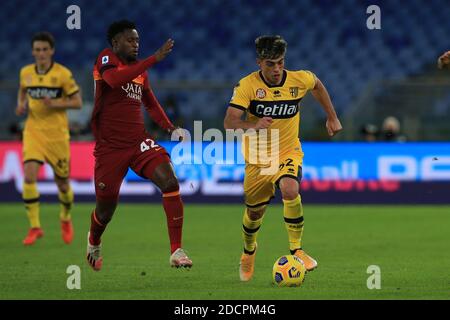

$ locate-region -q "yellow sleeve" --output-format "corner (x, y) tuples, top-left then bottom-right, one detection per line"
(61, 69), (80, 96)
(298, 70), (316, 90)
(229, 80), (251, 111)
(19, 67), (26, 89)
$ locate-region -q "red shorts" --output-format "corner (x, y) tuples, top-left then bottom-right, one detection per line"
(94, 137), (170, 201)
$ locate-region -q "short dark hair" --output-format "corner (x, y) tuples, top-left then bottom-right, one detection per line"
(107, 20), (136, 46)
(255, 35), (287, 60)
(31, 31), (55, 48)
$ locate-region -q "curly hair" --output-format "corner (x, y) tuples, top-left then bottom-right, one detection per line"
(107, 20), (136, 46)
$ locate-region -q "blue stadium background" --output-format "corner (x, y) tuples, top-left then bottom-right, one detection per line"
(1, 0), (449, 140)
(0, 0), (449, 204)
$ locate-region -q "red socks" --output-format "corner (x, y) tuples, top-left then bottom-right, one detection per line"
(162, 190), (184, 253)
(89, 210), (106, 246)
(89, 192), (184, 254)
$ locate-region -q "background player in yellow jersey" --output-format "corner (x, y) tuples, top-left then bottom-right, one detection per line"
(16, 32), (82, 245)
(224, 35), (342, 281)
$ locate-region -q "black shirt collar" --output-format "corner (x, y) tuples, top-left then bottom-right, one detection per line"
(35, 61), (54, 75)
(259, 70), (287, 88)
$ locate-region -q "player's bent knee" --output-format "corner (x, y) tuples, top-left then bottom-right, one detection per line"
(281, 190), (298, 200)
(95, 199), (118, 224)
(160, 176), (179, 193)
(279, 177), (300, 200)
(56, 181), (70, 193)
(23, 162), (40, 184)
(280, 188), (299, 200)
(247, 208), (265, 220)
(95, 208), (115, 225)
(54, 174), (70, 191)
(24, 170), (38, 184)
(24, 177), (37, 184)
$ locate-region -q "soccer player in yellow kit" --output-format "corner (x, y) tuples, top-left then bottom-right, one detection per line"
(224, 35), (342, 281)
(16, 32), (82, 245)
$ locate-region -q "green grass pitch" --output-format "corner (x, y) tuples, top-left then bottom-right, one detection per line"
(0, 203), (449, 299)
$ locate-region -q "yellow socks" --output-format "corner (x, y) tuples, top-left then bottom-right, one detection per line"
(23, 182), (40, 228)
(58, 186), (74, 221)
(283, 195), (304, 252)
(242, 208), (263, 254)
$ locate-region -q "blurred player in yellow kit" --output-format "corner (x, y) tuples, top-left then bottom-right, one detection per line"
(224, 35), (342, 281)
(16, 32), (82, 245)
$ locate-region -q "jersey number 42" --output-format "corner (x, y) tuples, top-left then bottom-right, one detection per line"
(140, 138), (160, 152)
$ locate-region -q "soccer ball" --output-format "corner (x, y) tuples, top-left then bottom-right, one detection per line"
(272, 255), (306, 287)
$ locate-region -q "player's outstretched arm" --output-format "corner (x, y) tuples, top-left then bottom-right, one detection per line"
(224, 107), (272, 130)
(310, 77), (343, 137)
(437, 51), (450, 69)
(15, 87), (27, 116)
(102, 39), (174, 89)
(43, 92), (82, 110)
(154, 39), (174, 62)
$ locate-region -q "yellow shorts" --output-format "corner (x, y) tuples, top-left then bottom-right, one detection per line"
(244, 150), (304, 209)
(23, 130), (71, 178)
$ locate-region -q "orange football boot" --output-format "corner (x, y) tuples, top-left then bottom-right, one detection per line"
(239, 244), (257, 281)
(294, 249), (318, 271)
(23, 228), (44, 245)
(61, 220), (74, 244)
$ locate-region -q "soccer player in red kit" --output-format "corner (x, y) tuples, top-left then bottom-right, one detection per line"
(87, 20), (192, 271)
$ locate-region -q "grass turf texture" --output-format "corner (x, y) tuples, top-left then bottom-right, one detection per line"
(0, 203), (449, 299)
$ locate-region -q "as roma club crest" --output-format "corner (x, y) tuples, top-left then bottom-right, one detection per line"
(256, 88), (266, 99)
(289, 87), (299, 98)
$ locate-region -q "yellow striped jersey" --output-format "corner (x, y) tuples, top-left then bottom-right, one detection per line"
(229, 69), (316, 165)
(19, 62), (79, 139)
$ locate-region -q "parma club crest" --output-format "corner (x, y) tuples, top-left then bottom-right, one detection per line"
(289, 87), (299, 98)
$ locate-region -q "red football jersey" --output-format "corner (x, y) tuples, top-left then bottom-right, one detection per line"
(92, 48), (169, 148)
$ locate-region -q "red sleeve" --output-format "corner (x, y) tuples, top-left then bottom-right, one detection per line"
(142, 75), (175, 131)
(101, 55), (158, 89)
